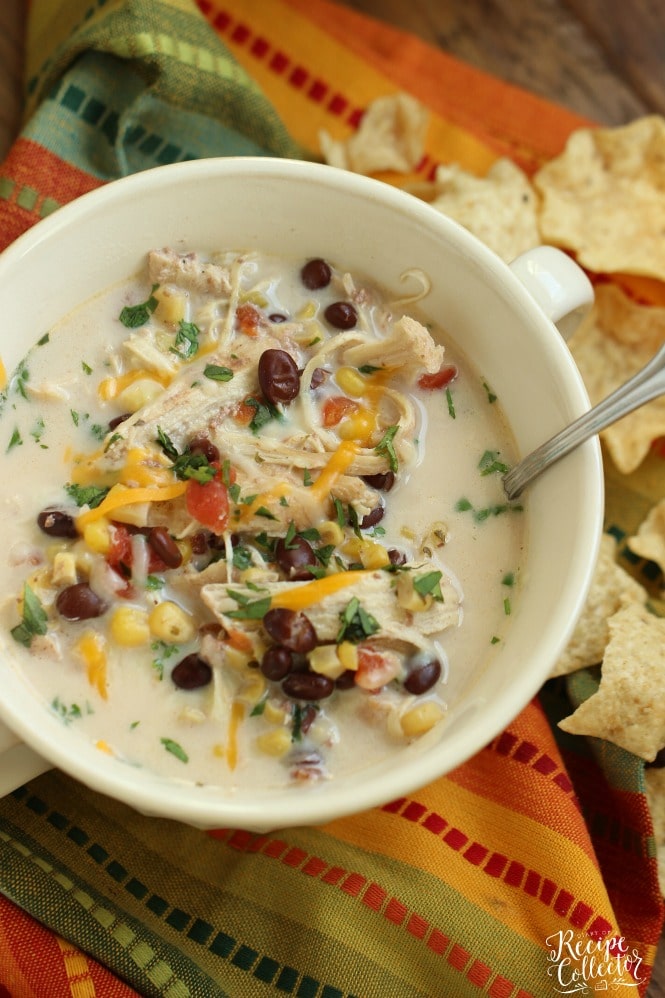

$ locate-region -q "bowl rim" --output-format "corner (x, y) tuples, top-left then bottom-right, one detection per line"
(0, 156), (604, 829)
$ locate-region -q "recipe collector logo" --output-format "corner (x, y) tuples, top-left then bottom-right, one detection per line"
(545, 930), (644, 993)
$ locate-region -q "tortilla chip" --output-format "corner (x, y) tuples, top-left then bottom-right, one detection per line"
(627, 499), (665, 574)
(551, 533), (648, 677)
(319, 93), (428, 175)
(417, 158), (540, 263)
(558, 602), (665, 761)
(568, 283), (665, 473)
(534, 116), (665, 280)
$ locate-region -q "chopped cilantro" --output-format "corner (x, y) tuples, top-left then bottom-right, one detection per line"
(37, 333), (50, 346)
(160, 737), (188, 763)
(11, 584), (48, 647)
(504, 597), (512, 616)
(483, 380), (497, 404)
(337, 596), (380, 643)
(244, 397), (281, 434)
(303, 468), (312, 487)
(7, 427), (22, 451)
(82, 361), (93, 375)
(502, 571), (515, 587)
(51, 697), (89, 725)
(119, 284), (159, 328)
(171, 320), (200, 359)
(413, 570), (444, 601)
(358, 364), (382, 374)
(65, 482), (110, 508)
(374, 424), (399, 473)
(225, 591), (272, 620)
(204, 364), (234, 382)
(479, 450), (509, 476)
(446, 387), (455, 419)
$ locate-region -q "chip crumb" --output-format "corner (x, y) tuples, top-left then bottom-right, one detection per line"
(558, 602), (665, 761)
(319, 93), (428, 175)
(551, 533), (648, 677)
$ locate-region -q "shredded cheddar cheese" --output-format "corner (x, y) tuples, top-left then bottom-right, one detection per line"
(271, 569), (373, 611)
(309, 440), (358, 501)
(76, 480), (187, 528)
(226, 700), (245, 770)
(98, 367), (171, 401)
(76, 631), (108, 700)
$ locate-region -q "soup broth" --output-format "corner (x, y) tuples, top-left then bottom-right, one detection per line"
(0, 250), (524, 788)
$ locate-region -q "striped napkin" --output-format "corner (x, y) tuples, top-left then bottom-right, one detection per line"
(0, 2), (663, 996)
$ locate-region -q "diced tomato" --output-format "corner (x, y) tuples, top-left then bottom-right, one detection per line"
(186, 475), (229, 533)
(107, 523), (133, 571)
(322, 395), (359, 427)
(417, 365), (458, 391)
(235, 303), (266, 337)
(233, 396), (258, 425)
(355, 645), (402, 691)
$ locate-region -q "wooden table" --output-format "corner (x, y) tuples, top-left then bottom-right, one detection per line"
(1, 0), (664, 992)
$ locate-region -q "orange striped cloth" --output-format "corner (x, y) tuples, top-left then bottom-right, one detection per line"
(0, 2), (663, 996)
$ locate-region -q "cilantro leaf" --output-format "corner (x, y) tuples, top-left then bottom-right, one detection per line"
(204, 364), (234, 382)
(119, 284), (159, 328)
(374, 424), (399, 473)
(160, 737), (188, 763)
(11, 584), (48, 647)
(171, 320), (200, 359)
(337, 596), (380, 643)
(65, 482), (110, 509)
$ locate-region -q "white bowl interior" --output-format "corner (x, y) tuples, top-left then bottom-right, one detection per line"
(0, 158), (603, 829)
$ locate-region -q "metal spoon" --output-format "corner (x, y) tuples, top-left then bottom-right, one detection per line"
(503, 343), (665, 500)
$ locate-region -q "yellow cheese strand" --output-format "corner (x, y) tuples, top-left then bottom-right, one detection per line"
(226, 700), (245, 771)
(76, 480), (187, 529)
(76, 631), (108, 701)
(271, 569), (373, 611)
(309, 440), (358, 501)
(98, 367), (171, 401)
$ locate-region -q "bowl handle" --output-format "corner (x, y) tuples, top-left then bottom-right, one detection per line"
(0, 718), (51, 795)
(509, 245), (593, 341)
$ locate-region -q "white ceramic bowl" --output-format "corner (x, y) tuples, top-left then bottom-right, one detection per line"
(0, 158), (602, 830)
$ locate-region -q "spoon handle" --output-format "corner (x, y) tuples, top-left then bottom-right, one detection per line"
(503, 343), (665, 500)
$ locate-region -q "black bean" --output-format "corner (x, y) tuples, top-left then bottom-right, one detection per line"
(335, 669), (357, 690)
(171, 653), (212, 690)
(361, 471), (395, 492)
(404, 658), (442, 695)
(258, 348), (300, 406)
(275, 534), (317, 580)
(388, 548), (408, 567)
(37, 508), (78, 539)
(282, 672), (334, 701)
(324, 301), (357, 330)
(108, 412), (132, 431)
(147, 526), (182, 568)
(309, 367), (329, 390)
(269, 313), (288, 323)
(188, 434), (220, 463)
(56, 583), (107, 621)
(301, 258), (332, 290)
(260, 646), (293, 681)
(263, 607), (317, 653)
(360, 505), (384, 530)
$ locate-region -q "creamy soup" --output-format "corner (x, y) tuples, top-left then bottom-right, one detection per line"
(0, 250), (524, 788)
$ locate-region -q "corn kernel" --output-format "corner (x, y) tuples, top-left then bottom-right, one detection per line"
(110, 606), (150, 647)
(148, 601), (196, 643)
(51, 552), (78, 588)
(308, 644), (346, 679)
(336, 366), (367, 398)
(296, 300), (318, 321)
(110, 502), (149, 527)
(224, 645), (252, 671)
(83, 517), (111, 554)
(337, 641), (358, 671)
(154, 286), (187, 324)
(263, 701), (290, 725)
(256, 727), (292, 757)
(400, 701), (445, 738)
(318, 520), (344, 546)
(359, 540), (390, 570)
(396, 574), (433, 613)
(238, 673), (266, 705)
(341, 536), (362, 560)
(338, 409), (376, 442)
(117, 377), (163, 413)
